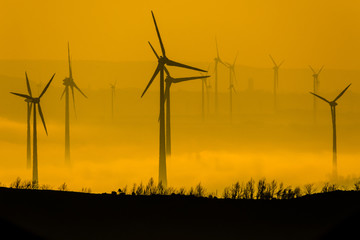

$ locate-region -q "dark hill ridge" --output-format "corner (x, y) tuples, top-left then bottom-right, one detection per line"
(0, 187), (359, 240)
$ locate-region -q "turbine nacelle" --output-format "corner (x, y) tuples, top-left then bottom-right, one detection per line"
(63, 77), (74, 86)
(330, 101), (338, 107)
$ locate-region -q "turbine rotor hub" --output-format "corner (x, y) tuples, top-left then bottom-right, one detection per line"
(330, 101), (337, 107)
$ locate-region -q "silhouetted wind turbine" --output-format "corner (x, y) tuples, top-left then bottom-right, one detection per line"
(214, 38), (226, 114)
(310, 84), (351, 179)
(11, 73), (55, 185)
(110, 80), (117, 119)
(225, 53), (238, 121)
(13, 72), (33, 168)
(201, 65), (211, 121)
(61, 43), (87, 165)
(141, 11), (207, 187)
(309, 65), (324, 121)
(269, 55), (284, 109)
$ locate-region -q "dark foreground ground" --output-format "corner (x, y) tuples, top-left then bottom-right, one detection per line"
(0, 188), (359, 240)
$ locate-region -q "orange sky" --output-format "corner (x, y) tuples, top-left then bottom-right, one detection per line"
(1, 0), (360, 68)
(0, 0), (360, 193)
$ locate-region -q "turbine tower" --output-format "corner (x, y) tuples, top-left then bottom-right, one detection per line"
(110, 80), (117, 119)
(214, 38), (226, 114)
(11, 73), (55, 185)
(309, 65), (324, 121)
(269, 55), (284, 110)
(310, 84), (351, 179)
(225, 53), (238, 121)
(141, 11), (206, 187)
(61, 43), (87, 165)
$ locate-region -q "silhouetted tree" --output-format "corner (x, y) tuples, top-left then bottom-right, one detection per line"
(145, 178), (156, 195)
(276, 182), (284, 199)
(256, 178), (267, 199)
(135, 182), (144, 195)
(223, 187), (231, 199)
(243, 178), (255, 199)
(304, 183), (316, 195)
(230, 181), (242, 199)
(157, 181), (166, 195)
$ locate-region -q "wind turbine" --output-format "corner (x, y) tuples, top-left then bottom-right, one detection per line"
(309, 65), (324, 121)
(11, 73), (55, 185)
(60, 43), (87, 165)
(141, 11), (207, 187)
(214, 38), (226, 114)
(310, 84), (351, 179)
(110, 80), (117, 119)
(13, 72), (33, 168)
(201, 65), (211, 121)
(269, 55), (284, 109)
(224, 53), (238, 121)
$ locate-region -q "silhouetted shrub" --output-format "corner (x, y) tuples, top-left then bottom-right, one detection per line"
(321, 182), (339, 193)
(118, 185), (127, 195)
(354, 180), (360, 191)
(10, 177), (22, 189)
(268, 180), (278, 199)
(81, 187), (92, 193)
(177, 187), (186, 195)
(135, 182), (145, 195)
(145, 178), (157, 195)
(157, 181), (166, 195)
(194, 183), (206, 197)
(58, 183), (68, 191)
(294, 186), (302, 198)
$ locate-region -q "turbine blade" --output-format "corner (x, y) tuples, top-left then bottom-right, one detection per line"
(71, 86), (77, 119)
(151, 11), (166, 57)
(269, 55), (276, 66)
(25, 72), (32, 97)
(10, 92), (31, 99)
(148, 41), (160, 60)
(164, 81), (171, 102)
(333, 84), (351, 102)
(39, 73), (55, 98)
(73, 82), (88, 98)
(60, 87), (67, 100)
(318, 66), (324, 75)
(37, 103), (48, 135)
(278, 60), (285, 67)
(309, 65), (316, 74)
(215, 37), (220, 58)
(309, 92), (330, 103)
(233, 52), (238, 66)
(141, 64), (161, 97)
(166, 59), (206, 72)
(232, 85), (238, 94)
(172, 75), (210, 83)
(68, 42), (72, 79)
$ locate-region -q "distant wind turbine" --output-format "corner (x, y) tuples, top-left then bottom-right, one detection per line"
(310, 84), (351, 179)
(110, 80), (117, 119)
(309, 65), (324, 121)
(201, 65), (211, 121)
(141, 11), (207, 187)
(60, 43), (87, 165)
(225, 53), (238, 121)
(214, 38), (227, 114)
(269, 55), (284, 109)
(11, 73), (55, 185)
